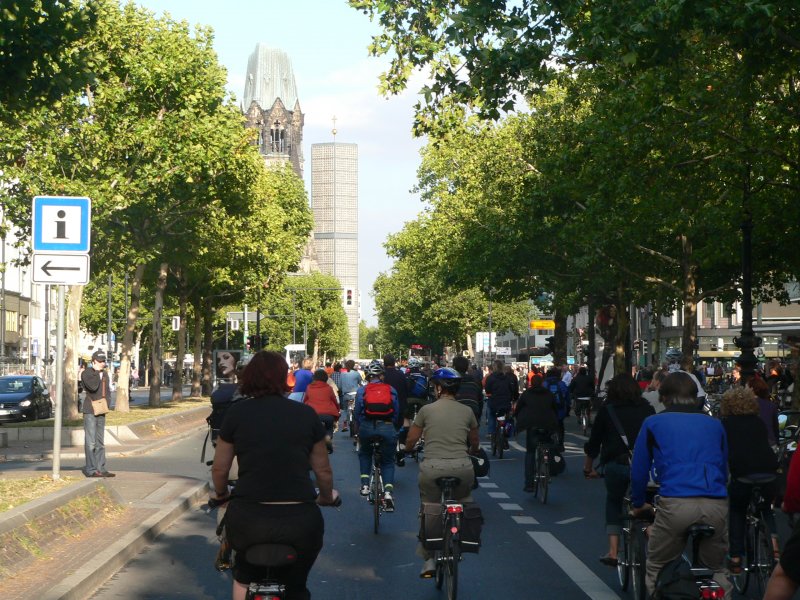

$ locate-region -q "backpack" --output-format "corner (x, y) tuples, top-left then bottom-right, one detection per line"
(652, 556), (699, 599)
(457, 378), (483, 420)
(407, 372), (428, 399)
(363, 383), (394, 418)
(547, 380), (565, 409)
(202, 383), (240, 463)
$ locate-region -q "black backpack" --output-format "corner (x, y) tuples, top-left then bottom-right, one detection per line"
(652, 557), (699, 599)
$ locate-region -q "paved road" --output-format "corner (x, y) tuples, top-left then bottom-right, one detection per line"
(80, 420), (630, 600)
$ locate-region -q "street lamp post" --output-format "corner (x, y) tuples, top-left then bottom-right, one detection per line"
(734, 166), (761, 384)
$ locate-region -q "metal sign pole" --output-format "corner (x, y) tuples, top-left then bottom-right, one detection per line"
(52, 285), (65, 480)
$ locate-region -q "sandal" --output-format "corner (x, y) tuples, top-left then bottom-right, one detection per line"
(727, 556), (743, 575)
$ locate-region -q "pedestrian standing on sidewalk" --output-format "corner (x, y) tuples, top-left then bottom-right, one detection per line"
(80, 349), (115, 478)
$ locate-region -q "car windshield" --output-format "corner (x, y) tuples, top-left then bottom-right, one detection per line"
(0, 378), (32, 393)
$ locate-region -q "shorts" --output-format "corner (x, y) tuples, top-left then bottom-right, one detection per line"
(225, 499), (323, 598)
(781, 517), (800, 584)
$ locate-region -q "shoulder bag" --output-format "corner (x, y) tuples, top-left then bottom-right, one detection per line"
(91, 377), (110, 416)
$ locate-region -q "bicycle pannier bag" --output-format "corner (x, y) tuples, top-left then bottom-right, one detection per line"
(419, 502), (444, 550)
(550, 447), (566, 476)
(363, 383), (394, 418)
(652, 557), (700, 599)
(459, 502), (484, 553)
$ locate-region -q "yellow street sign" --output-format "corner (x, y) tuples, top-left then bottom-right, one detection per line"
(530, 320), (555, 330)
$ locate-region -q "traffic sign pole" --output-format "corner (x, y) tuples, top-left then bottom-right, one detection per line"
(52, 286), (65, 480)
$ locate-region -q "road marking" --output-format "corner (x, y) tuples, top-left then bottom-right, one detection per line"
(556, 517), (584, 525)
(512, 515), (539, 525)
(487, 492), (510, 499)
(528, 532), (620, 600)
(498, 503), (523, 511)
(479, 482), (498, 489)
(510, 440), (526, 452)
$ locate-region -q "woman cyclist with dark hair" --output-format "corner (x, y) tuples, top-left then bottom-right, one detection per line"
(210, 351), (339, 600)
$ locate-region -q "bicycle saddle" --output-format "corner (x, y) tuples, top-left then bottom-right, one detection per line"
(687, 524), (715, 539)
(244, 543), (298, 567)
(436, 476), (461, 489)
(736, 473), (777, 485)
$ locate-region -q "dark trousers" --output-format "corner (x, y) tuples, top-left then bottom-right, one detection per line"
(603, 462), (630, 535)
(83, 413), (106, 475)
(728, 478), (778, 557)
(226, 500), (324, 600)
(319, 415), (335, 438)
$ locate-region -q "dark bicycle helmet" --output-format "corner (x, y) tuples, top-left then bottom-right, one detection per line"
(430, 367), (461, 391)
(366, 362), (385, 377)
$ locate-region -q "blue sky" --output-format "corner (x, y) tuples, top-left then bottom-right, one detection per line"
(135, 0), (427, 326)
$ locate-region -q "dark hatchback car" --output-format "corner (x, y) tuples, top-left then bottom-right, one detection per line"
(0, 375), (53, 423)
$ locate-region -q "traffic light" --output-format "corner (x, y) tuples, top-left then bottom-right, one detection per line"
(545, 336), (555, 353)
(633, 339), (641, 351)
(345, 288), (353, 306)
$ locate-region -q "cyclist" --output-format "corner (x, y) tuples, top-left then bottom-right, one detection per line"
(514, 375), (559, 492)
(303, 369), (341, 454)
(382, 354), (410, 466)
(764, 449), (800, 600)
(543, 367), (570, 450)
(355, 362), (400, 510)
(485, 360), (514, 443)
(338, 359), (362, 433)
(630, 371), (731, 597)
(453, 355), (483, 421)
(404, 367), (480, 578)
(719, 385), (779, 573)
(569, 366), (595, 423)
(210, 351), (339, 600)
(582, 373), (654, 566)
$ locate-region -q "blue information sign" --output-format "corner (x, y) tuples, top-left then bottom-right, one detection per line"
(32, 196), (91, 253)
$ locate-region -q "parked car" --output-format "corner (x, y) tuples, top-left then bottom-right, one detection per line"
(0, 375), (53, 423)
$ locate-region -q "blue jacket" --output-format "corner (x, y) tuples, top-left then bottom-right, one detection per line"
(355, 380), (400, 427)
(630, 406), (728, 508)
(543, 376), (570, 420)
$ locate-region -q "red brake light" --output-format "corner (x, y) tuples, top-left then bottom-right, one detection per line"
(701, 587), (724, 599)
(451, 526), (459, 534)
(446, 504), (463, 514)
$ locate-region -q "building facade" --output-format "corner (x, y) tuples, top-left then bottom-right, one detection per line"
(311, 142), (359, 358)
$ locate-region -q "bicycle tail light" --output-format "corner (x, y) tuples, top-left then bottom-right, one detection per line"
(446, 503), (463, 514)
(700, 585), (725, 599)
(497, 416), (506, 423)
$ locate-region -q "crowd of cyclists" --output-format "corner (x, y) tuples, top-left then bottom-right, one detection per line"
(207, 349), (799, 600)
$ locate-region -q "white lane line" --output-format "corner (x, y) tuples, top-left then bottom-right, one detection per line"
(528, 532), (620, 600)
(556, 517), (584, 525)
(512, 515), (539, 525)
(510, 440), (526, 452)
(498, 503), (523, 511)
(479, 482), (498, 489)
(487, 492), (510, 499)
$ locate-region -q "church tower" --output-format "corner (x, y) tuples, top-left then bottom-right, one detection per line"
(242, 43), (304, 178)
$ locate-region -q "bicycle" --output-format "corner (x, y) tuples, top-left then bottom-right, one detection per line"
(434, 476), (463, 600)
(729, 474), (778, 595)
(367, 435), (386, 534)
(575, 396), (593, 436)
(529, 431), (552, 504)
(490, 411), (510, 459)
(619, 493), (653, 600)
(207, 494), (342, 599)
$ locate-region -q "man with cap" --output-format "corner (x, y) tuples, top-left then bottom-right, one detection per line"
(80, 349), (115, 477)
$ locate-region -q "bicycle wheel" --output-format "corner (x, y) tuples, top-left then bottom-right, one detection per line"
(446, 526), (459, 600)
(630, 524), (647, 600)
(539, 450), (549, 504)
(617, 525), (631, 590)
(754, 523), (773, 593)
(497, 429), (504, 459)
(435, 550), (444, 590)
(732, 520), (753, 594)
(491, 428), (498, 457)
(581, 413), (589, 436)
(372, 463), (381, 534)
(532, 446), (541, 498)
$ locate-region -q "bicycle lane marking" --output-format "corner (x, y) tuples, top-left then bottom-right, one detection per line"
(528, 532), (621, 600)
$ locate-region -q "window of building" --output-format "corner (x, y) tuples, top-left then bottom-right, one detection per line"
(5, 310), (18, 334)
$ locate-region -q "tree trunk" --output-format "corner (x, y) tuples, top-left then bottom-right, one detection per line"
(172, 272), (187, 402)
(680, 235), (698, 371)
(553, 309), (568, 366)
(64, 285), (84, 419)
(201, 298), (213, 396)
(148, 262), (168, 406)
(191, 296), (202, 397)
(115, 263), (144, 412)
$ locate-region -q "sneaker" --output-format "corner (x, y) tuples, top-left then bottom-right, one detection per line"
(420, 557), (436, 578)
(383, 491), (395, 512)
(360, 484), (370, 497)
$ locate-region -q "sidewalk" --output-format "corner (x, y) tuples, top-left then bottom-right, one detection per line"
(0, 393), (212, 599)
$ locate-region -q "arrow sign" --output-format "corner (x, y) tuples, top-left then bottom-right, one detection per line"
(32, 253), (90, 285)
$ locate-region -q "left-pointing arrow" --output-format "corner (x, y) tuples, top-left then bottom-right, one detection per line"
(41, 261), (81, 277)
